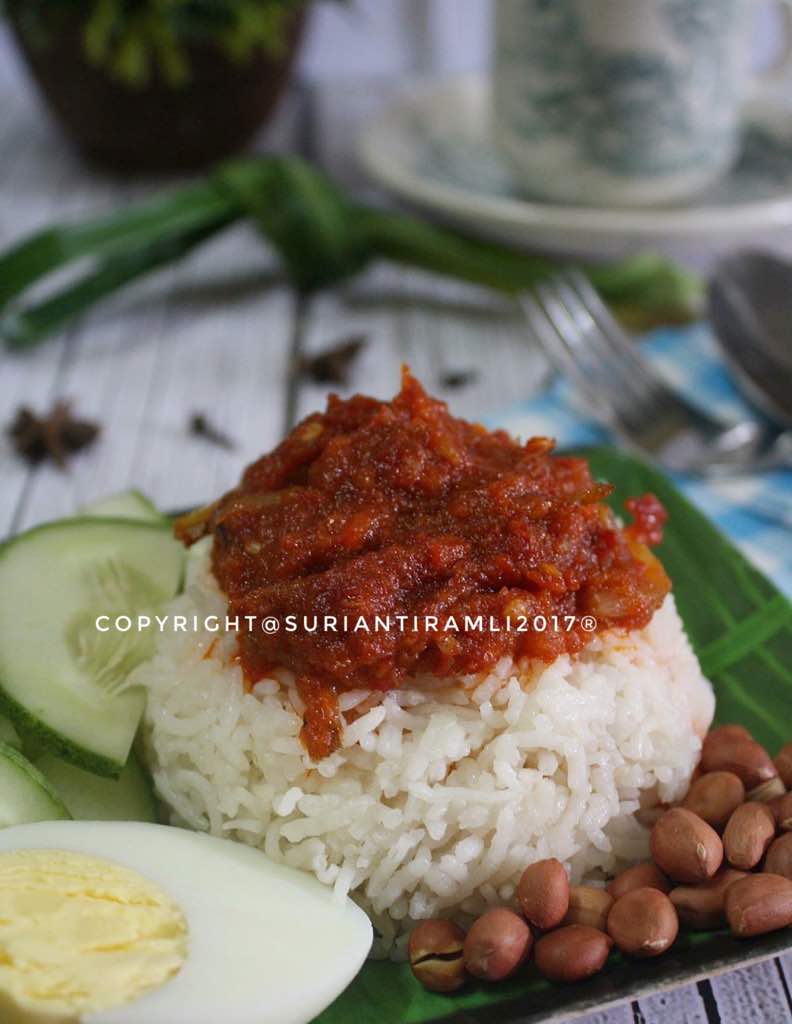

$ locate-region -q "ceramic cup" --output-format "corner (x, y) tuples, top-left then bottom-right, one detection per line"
(493, 0), (792, 207)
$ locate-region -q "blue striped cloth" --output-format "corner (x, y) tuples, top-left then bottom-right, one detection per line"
(491, 323), (792, 599)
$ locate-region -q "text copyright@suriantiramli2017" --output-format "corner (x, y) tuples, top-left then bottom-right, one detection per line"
(94, 613), (599, 635)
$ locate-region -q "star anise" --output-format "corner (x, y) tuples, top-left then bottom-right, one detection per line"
(7, 401), (100, 469)
(296, 335), (367, 386)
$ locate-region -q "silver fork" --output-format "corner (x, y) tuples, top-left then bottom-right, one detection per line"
(521, 269), (792, 474)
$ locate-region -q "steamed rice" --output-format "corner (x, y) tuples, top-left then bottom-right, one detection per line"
(134, 539), (714, 959)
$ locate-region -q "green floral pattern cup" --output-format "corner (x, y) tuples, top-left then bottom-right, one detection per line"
(494, 0), (792, 206)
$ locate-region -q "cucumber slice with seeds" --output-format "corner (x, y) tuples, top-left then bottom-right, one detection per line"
(79, 490), (163, 523)
(0, 742), (70, 827)
(0, 519), (183, 777)
(35, 750), (158, 822)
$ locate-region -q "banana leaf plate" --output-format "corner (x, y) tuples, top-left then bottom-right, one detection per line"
(316, 445), (792, 1024)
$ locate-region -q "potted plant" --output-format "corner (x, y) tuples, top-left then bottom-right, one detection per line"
(5, 0), (312, 171)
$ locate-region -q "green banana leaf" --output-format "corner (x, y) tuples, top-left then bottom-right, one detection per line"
(317, 445), (792, 1024)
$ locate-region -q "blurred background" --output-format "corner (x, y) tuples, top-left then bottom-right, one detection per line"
(1, 2), (792, 1021)
(1, 0), (791, 520)
(0, 0), (785, 89)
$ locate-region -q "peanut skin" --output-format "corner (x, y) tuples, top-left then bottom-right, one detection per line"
(607, 862), (671, 900)
(563, 886), (613, 932)
(651, 808), (723, 883)
(535, 925), (612, 983)
(765, 833), (792, 881)
(409, 919), (466, 992)
(775, 742), (792, 789)
(682, 771), (745, 830)
(725, 873), (792, 937)
(723, 802), (776, 870)
(607, 887), (679, 958)
(770, 792), (792, 831)
(700, 733), (777, 789)
(670, 868), (747, 930)
(517, 858), (569, 931)
(463, 908), (532, 982)
(705, 724), (753, 745)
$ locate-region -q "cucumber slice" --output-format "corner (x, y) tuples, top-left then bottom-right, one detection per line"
(79, 489), (162, 523)
(0, 716), (21, 750)
(0, 742), (70, 826)
(35, 750), (158, 823)
(0, 519), (184, 777)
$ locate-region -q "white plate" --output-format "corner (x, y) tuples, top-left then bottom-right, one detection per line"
(359, 75), (792, 260)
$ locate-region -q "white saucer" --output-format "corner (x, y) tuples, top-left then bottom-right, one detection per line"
(359, 75), (792, 260)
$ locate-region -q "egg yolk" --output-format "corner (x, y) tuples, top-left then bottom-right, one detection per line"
(0, 849), (188, 1023)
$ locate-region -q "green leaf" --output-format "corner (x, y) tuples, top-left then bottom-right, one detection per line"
(215, 156), (368, 291)
(318, 447), (792, 1024)
(318, 929), (792, 1024)
(357, 209), (703, 327)
(0, 181), (235, 311)
(581, 446), (792, 749)
(1, 216), (231, 350)
(0, 154), (704, 348)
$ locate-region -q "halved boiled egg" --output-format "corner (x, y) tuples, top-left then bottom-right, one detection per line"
(0, 821), (372, 1024)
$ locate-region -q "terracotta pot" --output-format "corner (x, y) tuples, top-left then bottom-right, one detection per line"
(6, 5), (307, 172)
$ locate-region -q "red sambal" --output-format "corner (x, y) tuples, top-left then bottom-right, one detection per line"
(176, 371), (670, 760)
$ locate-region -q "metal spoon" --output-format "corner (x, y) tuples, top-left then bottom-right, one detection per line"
(708, 250), (792, 429)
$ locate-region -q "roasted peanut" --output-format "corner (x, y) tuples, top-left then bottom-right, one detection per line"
(747, 776), (786, 803)
(682, 771), (745, 830)
(563, 886), (613, 932)
(723, 802), (776, 870)
(408, 919), (466, 992)
(534, 925), (612, 983)
(651, 808), (723, 883)
(463, 908), (532, 982)
(775, 742), (792, 789)
(669, 868), (747, 930)
(704, 724), (753, 746)
(517, 858), (569, 930)
(765, 833), (792, 881)
(770, 791), (792, 832)
(607, 862), (671, 900)
(635, 805), (668, 829)
(607, 887), (679, 958)
(725, 873), (792, 937)
(700, 733), (777, 789)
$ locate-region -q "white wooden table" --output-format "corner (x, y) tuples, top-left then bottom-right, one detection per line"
(1, 65), (791, 1024)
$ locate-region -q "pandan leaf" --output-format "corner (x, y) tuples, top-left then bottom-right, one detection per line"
(0, 155), (704, 349)
(1, 215), (232, 350)
(0, 181), (236, 311)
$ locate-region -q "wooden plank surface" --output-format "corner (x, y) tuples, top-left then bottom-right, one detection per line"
(0, 73), (791, 1024)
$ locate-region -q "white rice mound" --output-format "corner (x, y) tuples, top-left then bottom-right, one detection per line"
(134, 539), (714, 960)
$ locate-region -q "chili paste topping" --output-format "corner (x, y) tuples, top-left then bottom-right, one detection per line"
(176, 371), (670, 760)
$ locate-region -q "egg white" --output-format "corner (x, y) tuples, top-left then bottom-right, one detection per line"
(0, 821), (372, 1024)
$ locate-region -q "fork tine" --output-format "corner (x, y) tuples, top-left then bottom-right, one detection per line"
(561, 269), (665, 388)
(531, 281), (702, 460)
(525, 271), (767, 473)
(520, 292), (616, 422)
(535, 274), (706, 456)
(558, 270), (737, 434)
(549, 273), (660, 410)
(535, 278), (659, 420)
